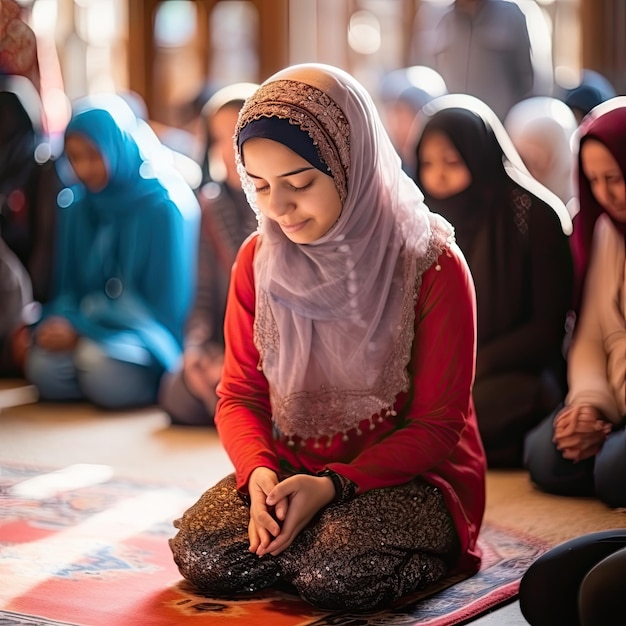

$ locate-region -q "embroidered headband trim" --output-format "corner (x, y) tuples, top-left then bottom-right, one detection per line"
(235, 79), (350, 203)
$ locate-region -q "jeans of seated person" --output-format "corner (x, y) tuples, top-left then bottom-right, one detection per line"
(524, 407), (626, 507)
(25, 338), (162, 409)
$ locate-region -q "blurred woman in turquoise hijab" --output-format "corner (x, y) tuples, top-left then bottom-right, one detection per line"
(25, 95), (200, 409)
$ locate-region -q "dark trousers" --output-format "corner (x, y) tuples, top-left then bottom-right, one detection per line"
(524, 407), (626, 508)
(519, 529), (626, 626)
(474, 369), (564, 468)
(158, 369), (214, 426)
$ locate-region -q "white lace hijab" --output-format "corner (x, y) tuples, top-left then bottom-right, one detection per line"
(235, 64), (453, 443)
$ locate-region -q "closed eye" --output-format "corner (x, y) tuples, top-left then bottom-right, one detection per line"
(255, 181), (314, 194)
(289, 181), (313, 192)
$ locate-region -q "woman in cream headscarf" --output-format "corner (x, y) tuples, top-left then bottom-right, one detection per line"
(170, 64), (485, 611)
(504, 96), (579, 215)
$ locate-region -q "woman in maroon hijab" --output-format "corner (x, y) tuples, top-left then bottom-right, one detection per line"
(524, 97), (626, 508)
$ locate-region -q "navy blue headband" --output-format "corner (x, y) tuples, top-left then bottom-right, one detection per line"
(237, 116), (330, 175)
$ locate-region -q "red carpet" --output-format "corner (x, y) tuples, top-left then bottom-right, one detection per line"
(0, 463), (546, 625)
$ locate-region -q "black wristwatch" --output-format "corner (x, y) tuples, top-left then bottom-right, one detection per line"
(318, 469), (356, 504)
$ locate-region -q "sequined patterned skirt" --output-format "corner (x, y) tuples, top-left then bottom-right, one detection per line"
(169, 473), (458, 611)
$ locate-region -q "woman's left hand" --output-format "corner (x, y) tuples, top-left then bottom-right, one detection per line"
(260, 474), (335, 557)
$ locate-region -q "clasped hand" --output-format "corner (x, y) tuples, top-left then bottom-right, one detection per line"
(247, 467), (335, 557)
(182, 346), (223, 411)
(35, 317), (78, 351)
(553, 404), (612, 463)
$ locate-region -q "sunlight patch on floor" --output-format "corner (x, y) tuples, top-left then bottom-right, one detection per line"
(9, 464), (114, 499)
(0, 481), (191, 605)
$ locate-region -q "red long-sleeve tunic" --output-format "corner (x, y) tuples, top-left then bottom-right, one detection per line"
(215, 234), (486, 575)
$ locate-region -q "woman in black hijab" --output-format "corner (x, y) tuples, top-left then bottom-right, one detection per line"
(413, 94), (574, 467)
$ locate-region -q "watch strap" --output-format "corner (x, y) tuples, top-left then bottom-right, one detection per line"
(318, 469), (356, 504)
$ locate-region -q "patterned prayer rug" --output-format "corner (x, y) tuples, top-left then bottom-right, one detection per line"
(0, 462), (546, 626)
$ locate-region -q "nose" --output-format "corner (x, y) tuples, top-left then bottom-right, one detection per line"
(72, 160), (86, 178)
(594, 180), (610, 207)
(433, 164), (448, 185)
(605, 181), (620, 203)
(265, 187), (294, 219)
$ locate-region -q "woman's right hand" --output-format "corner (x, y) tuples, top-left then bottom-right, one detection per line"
(35, 317), (78, 352)
(247, 467), (286, 556)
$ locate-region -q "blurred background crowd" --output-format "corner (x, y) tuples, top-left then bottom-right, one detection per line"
(5, 0), (624, 160)
(3, 3), (626, 616)
(1, 0), (624, 461)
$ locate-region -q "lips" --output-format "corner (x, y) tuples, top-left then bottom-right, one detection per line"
(280, 220), (308, 232)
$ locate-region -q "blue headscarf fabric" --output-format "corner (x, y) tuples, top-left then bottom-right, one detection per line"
(44, 97), (200, 371)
